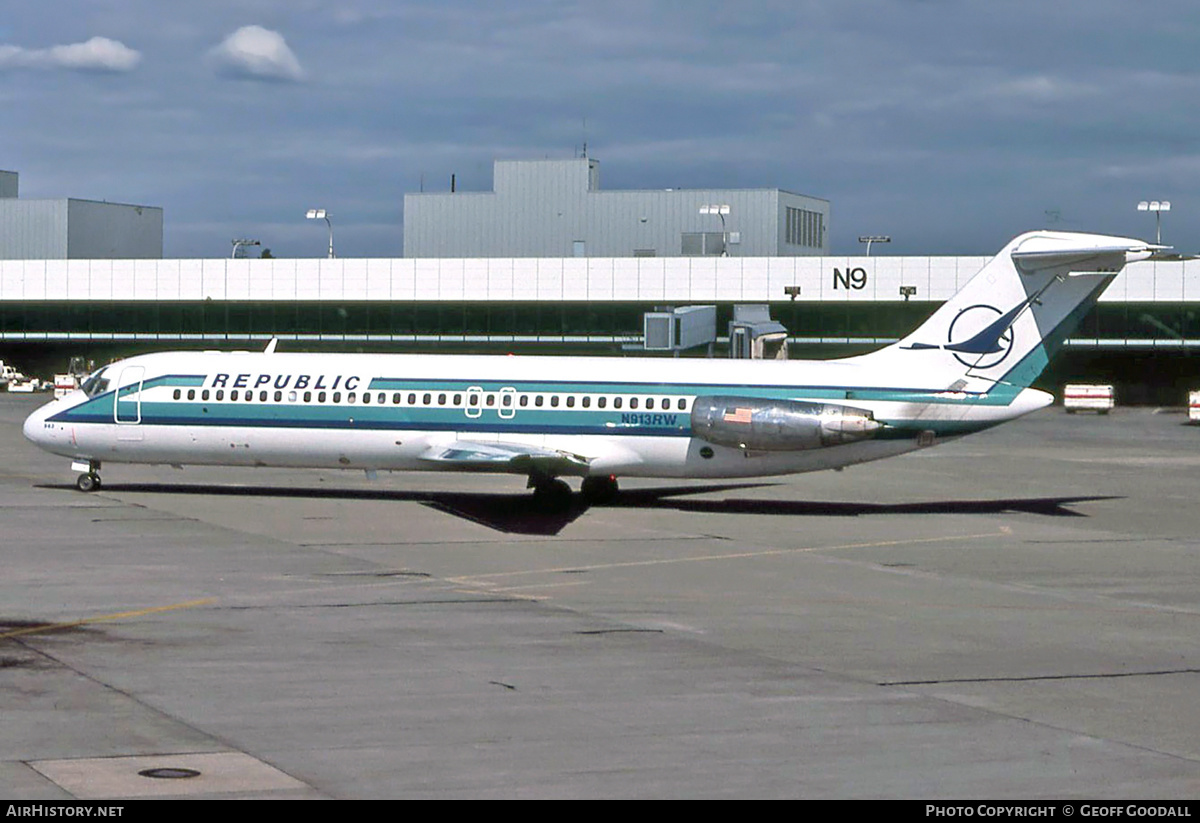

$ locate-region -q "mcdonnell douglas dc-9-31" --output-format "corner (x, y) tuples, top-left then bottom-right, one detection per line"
(22, 231), (1160, 509)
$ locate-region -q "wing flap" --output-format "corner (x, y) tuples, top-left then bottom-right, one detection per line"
(418, 440), (591, 477)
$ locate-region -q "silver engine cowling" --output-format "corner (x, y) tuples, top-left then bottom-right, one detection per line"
(690, 396), (883, 451)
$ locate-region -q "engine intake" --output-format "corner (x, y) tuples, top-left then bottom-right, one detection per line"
(691, 396), (882, 451)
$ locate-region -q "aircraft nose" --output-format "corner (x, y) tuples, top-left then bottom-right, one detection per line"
(23, 400), (54, 447)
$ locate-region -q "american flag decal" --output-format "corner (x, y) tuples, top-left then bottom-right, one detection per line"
(723, 407), (753, 424)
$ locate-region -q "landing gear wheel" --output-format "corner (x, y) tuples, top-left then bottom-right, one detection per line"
(581, 475), (619, 505)
(76, 473), (101, 492)
(532, 478), (573, 513)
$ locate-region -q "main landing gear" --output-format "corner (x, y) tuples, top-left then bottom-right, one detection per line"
(528, 475), (621, 512)
(580, 475), (620, 505)
(531, 477), (573, 512)
(72, 460), (101, 492)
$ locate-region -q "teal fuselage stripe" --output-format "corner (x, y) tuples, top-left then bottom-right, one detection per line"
(54, 401), (993, 438)
(51, 370), (1016, 439)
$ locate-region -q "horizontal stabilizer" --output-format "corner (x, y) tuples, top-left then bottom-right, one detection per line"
(1010, 234), (1164, 271)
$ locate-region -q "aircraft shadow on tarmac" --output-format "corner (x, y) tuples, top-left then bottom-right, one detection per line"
(40, 482), (1121, 536)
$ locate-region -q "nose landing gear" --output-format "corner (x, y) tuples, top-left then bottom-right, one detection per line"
(72, 460), (101, 492)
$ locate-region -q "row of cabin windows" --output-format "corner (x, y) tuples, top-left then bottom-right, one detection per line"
(172, 387), (690, 411)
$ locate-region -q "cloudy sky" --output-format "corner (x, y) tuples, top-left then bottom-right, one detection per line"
(3, 1), (1197, 258)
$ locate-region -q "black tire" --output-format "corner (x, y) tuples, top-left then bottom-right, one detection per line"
(532, 478), (573, 513)
(76, 473), (99, 492)
(581, 475), (619, 505)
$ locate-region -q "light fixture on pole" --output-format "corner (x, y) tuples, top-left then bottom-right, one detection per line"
(699, 204), (731, 256)
(859, 235), (891, 257)
(230, 238), (260, 259)
(306, 209), (335, 259)
(1137, 201), (1170, 244)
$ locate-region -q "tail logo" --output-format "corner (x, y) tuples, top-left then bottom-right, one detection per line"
(945, 304), (1015, 368)
(905, 301), (1020, 369)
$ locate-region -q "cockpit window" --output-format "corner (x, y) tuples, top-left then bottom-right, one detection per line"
(79, 368), (111, 397)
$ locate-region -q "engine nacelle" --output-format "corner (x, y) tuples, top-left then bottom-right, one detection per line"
(690, 396), (882, 451)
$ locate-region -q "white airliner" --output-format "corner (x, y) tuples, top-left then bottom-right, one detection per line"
(22, 231), (1158, 509)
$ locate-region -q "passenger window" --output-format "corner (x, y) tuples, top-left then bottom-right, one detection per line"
(392, 393), (400, 404)
(519, 395), (528, 407)
(201, 390), (210, 401)
(535, 395), (544, 407)
(566, 396), (575, 408)
(231, 390), (239, 401)
(502, 394), (512, 406)
(630, 398), (639, 409)
(582, 396), (591, 408)
(485, 394), (495, 406)
(614, 397), (623, 409)
(423, 393), (431, 405)
(319, 391), (327, 403)
(598, 396), (607, 409)
(408, 393), (417, 405)
(333, 392), (342, 403)
(453, 393), (462, 405)
(187, 389), (196, 400)
(438, 393), (447, 405)
(305, 391), (312, 402)
(363, 393), (371, 404)
(216, 390), (224, 401)
(378, 393), (385, 404)
(288, 391), (297, 402)
(550, 396), (559, 407)
(677, 398), (686, 410)
(274, 391), (282, 402)
(173, 389), (181, 400)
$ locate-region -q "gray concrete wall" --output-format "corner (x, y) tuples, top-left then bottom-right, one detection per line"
(405, 158), (829, 258)
(0, 200), (68, 258)
(66, 200), (163, 259)
(0, 171), (17, 199)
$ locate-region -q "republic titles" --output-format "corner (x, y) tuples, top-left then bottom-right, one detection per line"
(208, 373), (363, 392)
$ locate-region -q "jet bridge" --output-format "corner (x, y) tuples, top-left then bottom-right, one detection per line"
(642, 305), (717, 356)
(728, 304), (789, 360)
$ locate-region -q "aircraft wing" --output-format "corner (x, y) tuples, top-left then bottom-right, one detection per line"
(417, 440), (592, 477)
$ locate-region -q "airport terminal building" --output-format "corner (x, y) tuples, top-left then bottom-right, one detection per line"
(0, 159), (1196, 402)
(0, 251), (1197, 402)
(404, 158), (830, 258)
(0, 171), (163, 260)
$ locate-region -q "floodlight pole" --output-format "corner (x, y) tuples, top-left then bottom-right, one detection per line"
(231, 238), (260, 259)
(699, 204), (731, 256)
(858, 235), (891, 257)
(306, 209), (335, 258)
(1137, 201), (1170, 245)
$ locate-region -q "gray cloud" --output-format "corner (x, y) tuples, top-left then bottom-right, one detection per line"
(0, 36), (141, 73)
(208, 25), (304, 83)
(5, 1), (1200, 258)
